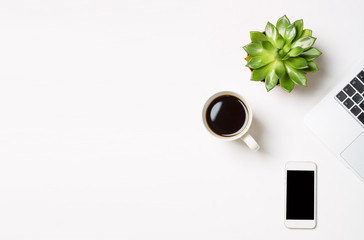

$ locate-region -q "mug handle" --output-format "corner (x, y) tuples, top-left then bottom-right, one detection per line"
(241, 133), (260, 151)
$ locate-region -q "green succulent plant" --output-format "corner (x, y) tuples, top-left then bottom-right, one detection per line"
(243, 15), (322, 92)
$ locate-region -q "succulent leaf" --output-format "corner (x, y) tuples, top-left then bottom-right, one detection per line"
(274, 60), (286, 78)
(250, 31), (268, 42)
(300, 47), (322, 61)
(251, 63), (274, 81)
(265, 69), (279, 92)
(305, 61), (319, 72)
(276, 15), (290, 37)
(291, 36), (316, 50)
(301, 29), (312, 38)
(284, 24), (296, 44)
(265, 22), (276, 41)
(262, 41), (275, 52)
(245, 55), (253, 62)
(285, 57), (308, 69)
(276, 35), (285, 49)
(279, 74), (295, 92)
(265, 22), (285, 49)
(285, 64), (307, 86)
(293, 19), (303, 41)
(246, 55), (275, 69)
(243, 42), (264, 56)
(282, 43), (291, 54)
(287, 47), (304, 58)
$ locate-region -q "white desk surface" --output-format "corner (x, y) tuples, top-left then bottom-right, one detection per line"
(0, 0), (363, 239)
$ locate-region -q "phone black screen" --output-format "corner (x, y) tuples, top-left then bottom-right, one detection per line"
(286, 170), (314, 220)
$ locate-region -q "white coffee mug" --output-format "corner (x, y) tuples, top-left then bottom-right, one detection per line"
(202, 91), (260, 151)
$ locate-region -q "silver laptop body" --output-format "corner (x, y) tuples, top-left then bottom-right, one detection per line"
(305, 60), (364, 182)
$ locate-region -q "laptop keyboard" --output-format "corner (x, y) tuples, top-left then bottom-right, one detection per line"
(335, 70), (364, 127)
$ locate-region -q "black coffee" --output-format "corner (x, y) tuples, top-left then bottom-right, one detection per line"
(205, 95), (247, 137)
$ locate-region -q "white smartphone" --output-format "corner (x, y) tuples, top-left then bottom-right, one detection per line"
(284, 161), (317, 229)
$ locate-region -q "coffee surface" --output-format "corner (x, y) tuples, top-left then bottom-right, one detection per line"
(206, 95), (247, 137)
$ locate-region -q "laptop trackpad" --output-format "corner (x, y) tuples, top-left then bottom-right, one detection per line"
(341, 132), (364, 181)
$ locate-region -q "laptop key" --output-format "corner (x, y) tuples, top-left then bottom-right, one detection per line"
(352, 93), (363, 104)
(360, 101), (364, 111)
(358, 70), (364, 83)
(358, 112), (364, 125)
(350, 78), (364, 93)
(336, 91), (347, 102)
(343, 84), (356, 96)
(343, 98), (354, 109)
(351, 106), (361, 116)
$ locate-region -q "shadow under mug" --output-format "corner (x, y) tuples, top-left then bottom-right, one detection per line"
(202, 91), (260, 151)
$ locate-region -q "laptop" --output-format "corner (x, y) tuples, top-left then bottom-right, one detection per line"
(305, 59), (364, 183)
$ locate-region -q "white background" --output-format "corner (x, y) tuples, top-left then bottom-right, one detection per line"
(0, 0), (363, 239)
